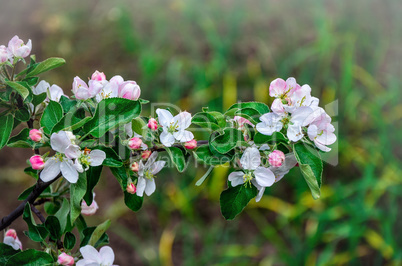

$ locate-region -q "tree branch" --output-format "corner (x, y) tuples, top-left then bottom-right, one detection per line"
(0, 173), (62, 231)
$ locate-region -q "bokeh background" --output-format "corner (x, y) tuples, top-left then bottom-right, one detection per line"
(1, 0), (401, 265)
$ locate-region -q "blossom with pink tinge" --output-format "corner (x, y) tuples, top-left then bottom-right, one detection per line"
(128, 137), (142, 150)
(30, 155), (45, 170)
(3, 229), (22, 250)
(118, 81), (141, 100)
(126, 183), (137, 194)
(8, 35), (32, 58)
(57, 252), (75, 265)
(233, 116), (254, 129)
(81, 199), (99, 216)
(148, 118), (158, 131)
(91, 70), (106, 81)
(130, 162), (139, 172)
(72, 77), (103, 100)
(141, 150), (152, 160)
(268, 150), (286, 167)
(184, 139), (197, 149)
(0, 45), (11, 63)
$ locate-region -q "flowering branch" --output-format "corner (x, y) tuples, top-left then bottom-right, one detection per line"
(0, 35), (337, 265)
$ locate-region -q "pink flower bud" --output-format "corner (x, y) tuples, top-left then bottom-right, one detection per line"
(148, 118), (158, 131)
(91, 70), (106, 81)
(29, 129), (42, 142)
(128, 137), (142, 150)
(30, 155), (45, 170)
(130, 162), (139, 172)
(81, 200), (99, 216)
(268, 150), (286, 167)
(5, 229), (17, 239)
(119, 81), (141, 100)
(57, 252), (75, 266)
(126, 183), (137, 194)
(141, 150), (152, 160)
(184, 139), (197, 149)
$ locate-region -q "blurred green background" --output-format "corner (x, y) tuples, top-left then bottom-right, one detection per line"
(1, 0), (401, 265)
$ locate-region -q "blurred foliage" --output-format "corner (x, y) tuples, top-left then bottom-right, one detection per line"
(1, 0), (402, 265)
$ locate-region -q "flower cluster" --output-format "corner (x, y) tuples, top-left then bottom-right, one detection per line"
(257, 77), (336, 152)
(0, 35), (31, 64)
(33, 131), (106, 183)
(72, 70), (141, 101)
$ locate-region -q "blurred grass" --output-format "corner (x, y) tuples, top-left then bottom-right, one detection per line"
(1, 0), (402, 265)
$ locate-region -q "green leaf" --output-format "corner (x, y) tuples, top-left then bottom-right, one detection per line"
(83, 98), (141, 138)
(18, 185), (35, 200)
(70, 173), (87, 224)
(40, 100), (63, 135)
(44, 216), (61, 240)
(110, 166), (128, 189)
(24, 167), (39, 179)
(88, 220), (111, 247)
(165, 147), (186, 172)
(8, 128), (31, 148)
(0, 114), (14, 149)
(210, 128), (243, 154)
(25, 57), (66, 77)
(55, 198), (70, 233)
(32, 92), (47, 107)
(24, 77), (39, 86)
(80, 227), (109, 248)
(293, 143), (323, 199)
(0, 243), (20, 264)
(5, 249), (54, 266)
(22, 204), (49, 242)
(95, 146), (123, 167)
(14, 106), (30, 122)
(52, 107), (89, 133)
(194, 145), (233, 166)
(124, 191), (143, 212)
(253, 132), (288, 145)
(59, 96), (77, 113)
(195, 166), (214, 186)
(234, 107), (261, 124)
(5, 81), (29, 100)
(84, 166), (103, 205)
(220, 184), (258, 220)
(64, 232), (76, 250)
(131, 117), (147, 136)
(192, 112), (225, 131)
(226, 102), (270, 116)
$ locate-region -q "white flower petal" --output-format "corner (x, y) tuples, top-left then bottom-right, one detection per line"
(256, 122), (274, 135)
(89, 150), (106, 166)
(40, 158), (61, 182)
(4, 236), (20, 250)
(145, 151), (158, 169)
(160, 130), (175, 147)
(254, 167), (275, 187)
(99, 246), (115, 265)
(314, 139), (331, 152)
(240, 147), (261, 170)
(49, 85), (64, 102)
(151, 161), (166, 175)
(33, 80), (50, 95)
(290, 106), (313, 126)
(173, 111), (192, 130)
(65, 144), (81, 159)
(50, 131), (72, 153)
(145, 178), (156, 196)
(287, 124), (304, 142)
(60, 160), (79, 183)
(228, 171), (245, 187)
(136, 176), (146, 197)
(80, 245), (102, 263)
(307, 124), (318, 140)
(255, 187), (265, 202)
(173, 130), (194, 142)
(156, 109), (174, 127)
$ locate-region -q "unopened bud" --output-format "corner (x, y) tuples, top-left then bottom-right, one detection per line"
(126, 183), (137, 194)
(30, 155), (45, 170)
(184, 139), (197, 149)
(128, 137), (142, 150)
(148, 118), (158, 131)
(268, 150), (286, 167)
